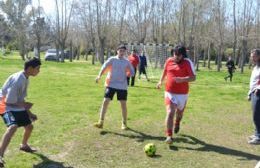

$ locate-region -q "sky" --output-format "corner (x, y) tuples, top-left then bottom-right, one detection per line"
(32, 0), (55, 15)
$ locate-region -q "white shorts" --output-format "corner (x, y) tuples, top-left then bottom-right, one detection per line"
(164, 92), (188, 111)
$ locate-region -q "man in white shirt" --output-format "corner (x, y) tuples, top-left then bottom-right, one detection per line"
(247, 49), (260, 145)
(94, 45), (134, 130)
(0, 58), (41, 167)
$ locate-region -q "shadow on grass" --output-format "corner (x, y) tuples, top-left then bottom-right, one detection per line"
(169, 134), (260, 161)
(100, 127), (165, 142)
(32, 152), (73, 168)
(132, 85), (157, 89)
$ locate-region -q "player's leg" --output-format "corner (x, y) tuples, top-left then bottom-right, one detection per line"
(174, 95), (187, 134)
(94, 87), (114, 128)
(0, 125), (18, 157)
(143, 68), (149, 81)
(139, 67), (141, 79)
(118, 89), (128, 130)
(248, 93), (260, 144)
(165, 103), (177, 144)
(20, 124), (36, 152)
(0, 111), (19, 166)
(120, 101), (128, 130)
(229, 70), (233, 82)
(174, 109), (184, 134)
(131, 67), (136, 86)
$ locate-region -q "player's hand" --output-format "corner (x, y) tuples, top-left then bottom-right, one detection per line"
(174, 77), (183, 83)
(24, 102), (33, 111)
(29, 113), (38, 122)
(95, 76), (101, 83)
(156, 81), (162, 89)
(254, 89), (259, 96)
(247, 95), (251, 101)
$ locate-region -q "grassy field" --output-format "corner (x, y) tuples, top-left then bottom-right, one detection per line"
(0, 55), (259, 168)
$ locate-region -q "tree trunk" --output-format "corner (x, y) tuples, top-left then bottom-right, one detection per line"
(207, 42), (211, 69)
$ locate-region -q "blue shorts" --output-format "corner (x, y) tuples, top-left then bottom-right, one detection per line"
(2, 111), (31, 127)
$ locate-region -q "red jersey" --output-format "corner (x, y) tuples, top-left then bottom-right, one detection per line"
(164, 57), (195, 94)
(128, 54), (140, 68)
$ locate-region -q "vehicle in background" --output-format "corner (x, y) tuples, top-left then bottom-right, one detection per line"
(44, 49), (60, 61)
(44, 49), (71, 61)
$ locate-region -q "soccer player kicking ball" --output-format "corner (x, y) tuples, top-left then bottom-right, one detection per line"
(0, 58), (41, 167)
(94, 45), (135, 130)
(156, 45), (196, 144)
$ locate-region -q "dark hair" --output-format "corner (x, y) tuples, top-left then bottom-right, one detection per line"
(171, 45), (188, 58)
(24, 57), (41, 70)
(117, 44), (127, 51)
(251, 49), (260, 56)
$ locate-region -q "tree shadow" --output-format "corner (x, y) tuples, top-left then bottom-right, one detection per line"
(32, 152), (73, 168)
(100, 127), (165, 142)
(169, 134), (260, 161)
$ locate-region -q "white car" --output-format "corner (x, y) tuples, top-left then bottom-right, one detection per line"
(44, 49), (60, 61)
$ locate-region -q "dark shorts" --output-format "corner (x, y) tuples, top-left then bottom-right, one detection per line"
(104, 87), (127, 101)
(2, 110), (31, 127)
(139, 67), (146, 75)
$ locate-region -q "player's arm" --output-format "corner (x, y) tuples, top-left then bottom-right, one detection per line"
(174, 75), (196, 83)
(27, 110), (37, 121)
(96, 58), (112, 83)
(128, 62), (135, 77)
(156, 63), (167, 89)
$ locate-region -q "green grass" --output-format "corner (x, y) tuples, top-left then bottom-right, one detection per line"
(0, 55), (259, 168)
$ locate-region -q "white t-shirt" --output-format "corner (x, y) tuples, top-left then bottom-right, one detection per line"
(0, 71), (29, 112)
(248, 65), (260, 96)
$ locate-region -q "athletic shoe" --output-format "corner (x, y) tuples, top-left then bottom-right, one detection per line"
(20, 144), (37, 153)
(248, 135), (257, 140)
(0, 156), (5, 168)
(165, 136), (173, 144)
(93, 121), (103, 129)
(174, 125), (180, 134)
(248, 137), (260, 145)
(121, 122), (128, 130)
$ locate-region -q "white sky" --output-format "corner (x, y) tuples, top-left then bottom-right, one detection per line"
(32, 0), (55, 15)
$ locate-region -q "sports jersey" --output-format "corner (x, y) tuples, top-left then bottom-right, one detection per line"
(100, 56), (134, 90)
(248, 65), (260, 96)
(164, 57), (195, 94)
(128, 54), (140, 68)
(0, 71), (28, 113)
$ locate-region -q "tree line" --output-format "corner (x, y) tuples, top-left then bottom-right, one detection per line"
(0, 0), (259, 72)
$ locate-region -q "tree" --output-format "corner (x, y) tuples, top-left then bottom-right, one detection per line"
(54, 0), (74, 62)
(0, 0), (32, 60)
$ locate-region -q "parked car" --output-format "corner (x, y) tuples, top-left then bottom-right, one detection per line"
(44, 49), (60, 61)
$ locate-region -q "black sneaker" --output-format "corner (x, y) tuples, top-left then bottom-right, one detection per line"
(0, 156), (5, 168)
(174, 125), (180, 134)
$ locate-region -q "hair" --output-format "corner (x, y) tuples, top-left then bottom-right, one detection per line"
(171, 45), (188, 58)
(24, 57), (41, 70)
(251, 49), (260, 56)
(117, 44), (127, 51)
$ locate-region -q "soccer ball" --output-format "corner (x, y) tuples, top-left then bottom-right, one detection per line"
(144, 143), (156, 157)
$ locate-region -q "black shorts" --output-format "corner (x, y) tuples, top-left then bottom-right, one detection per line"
(139, 67), (146, 75)
(2, 110), (31, 127)
(104, 87), (127, 101)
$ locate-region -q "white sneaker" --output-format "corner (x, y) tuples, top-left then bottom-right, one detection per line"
(248, 135), (257, 140)
(248, 137), (260, 145)
(121, 122), (128, 130)
(255, 161), (260, 168)
(165, 136), (173, 144)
